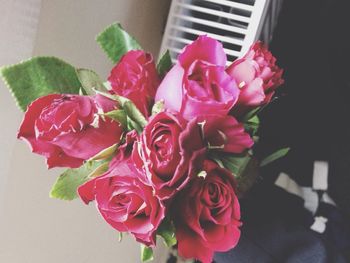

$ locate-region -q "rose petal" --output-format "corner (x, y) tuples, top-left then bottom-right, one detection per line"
(78, 177), (98, 204)
(238, 78), (265, 106)
(226, 59), (257, 85)
(177, 226), (214, 263)
(155, 64), (184, 113)
(178, 35), (227, 68)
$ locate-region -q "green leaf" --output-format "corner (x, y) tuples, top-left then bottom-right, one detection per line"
(94, 90), (147, 132)
(260, 147), (290, 167)
(220, 152), (252, 178)
(157, 218), (177, 247)
(157, 50), (173, 77)
(151, 100), (164, 116)
(241, 107), (261, 122)
(236, 157), (260, 197)
(49, 160), (107, 201)
(141, 244), (153, 262)
(76, 68), (108, 95)
(244, 115), (260, 136)
(96, 22), (142, 64)
(89, 143), (119, 161)
(87, 162), (110, 178)
(0, 57), (81, 111)
(104, 109), (127, 129)
(124, 100), (147, 130)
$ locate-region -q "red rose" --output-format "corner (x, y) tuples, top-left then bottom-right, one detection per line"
(18, 94), (123, 168)
(196, 114), (254, 153)
(78, 160), (165, 247)
(173, 160), (241, 263)
(108, 50), (160, 117)
(139, 111), (205, 199)
(155, 36), (240, 120)
(227, 42), (284, 111)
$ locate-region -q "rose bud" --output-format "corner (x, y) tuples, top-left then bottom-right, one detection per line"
(78, 160), (165, 247)
(172, 160), (241, 263)
(226, 42), (284, 111)
(18, 94), (123, 168)
(108, 50), (160, 117)
(139, 111), (206, 199)
(155, 36), (240, 120)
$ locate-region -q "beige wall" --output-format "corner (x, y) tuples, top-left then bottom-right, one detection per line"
(0, 1), (170, 262)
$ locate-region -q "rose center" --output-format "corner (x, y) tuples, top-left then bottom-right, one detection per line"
(187, 61), (226, 102)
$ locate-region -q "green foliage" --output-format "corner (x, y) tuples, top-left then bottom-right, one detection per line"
(244, 115), (260, 136)
(0, 57), (81, 111)
(95, 90), (147, 133)
(141, 244), (154, 262)
(123, 100), (147, 130)
(49, 160), (108, 201)
(104, 109), (127, 129)
(260, 147), (290, 167)
(157, 50), (173, 77)
(88, 143), (119, 161)
(235, 157), (260, 196)
(151, 100), (164, 116)
(96, 22), (142, 64)
(241, 107), (261, 122)
(76, 68), (108, 95)
(219, 152), (252, 178)
(157, 218), (177, 247)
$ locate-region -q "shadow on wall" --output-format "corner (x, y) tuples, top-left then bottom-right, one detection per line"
(33, 0), (171, 79)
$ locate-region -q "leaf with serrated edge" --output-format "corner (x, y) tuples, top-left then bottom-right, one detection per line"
(0, 56), (81, 111)
(50, 160), (105, 201)
(96, 22), (142, 64)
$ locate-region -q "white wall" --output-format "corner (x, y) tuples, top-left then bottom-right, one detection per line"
(0, 1), (170, 263)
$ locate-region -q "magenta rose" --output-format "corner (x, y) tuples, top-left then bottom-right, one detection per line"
(139, 111), (205, 199)
(155, 36), (240, 120)
(108, 50), (160, 117)
(78, 160), (165, 247)
(173, 160), (241, 263)
(18, 94), (123, 168)
(195, 114), (254, 153)
(227, 42), (284, 110)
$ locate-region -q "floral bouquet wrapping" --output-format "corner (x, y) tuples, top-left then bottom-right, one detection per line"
(1, 23), (287, 263)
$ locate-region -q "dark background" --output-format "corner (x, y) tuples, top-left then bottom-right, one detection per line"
(216, 0), (350, 262)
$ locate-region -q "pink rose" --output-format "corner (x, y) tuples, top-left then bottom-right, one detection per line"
(108, 50), (160, 117)
(78, 160), (165, 247)
(196, 114), (254, 153)
(173, 160), (241, 263)
(18, 94), (123, 168)
(155, 36), (240, 120)
(139, 111), (205, 199)
(227, 42), (284, 110)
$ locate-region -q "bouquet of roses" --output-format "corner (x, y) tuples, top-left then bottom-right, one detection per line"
(1, 23), (287, 263)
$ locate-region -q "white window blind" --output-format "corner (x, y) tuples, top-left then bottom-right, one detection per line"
(160, 0), (284, 65)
